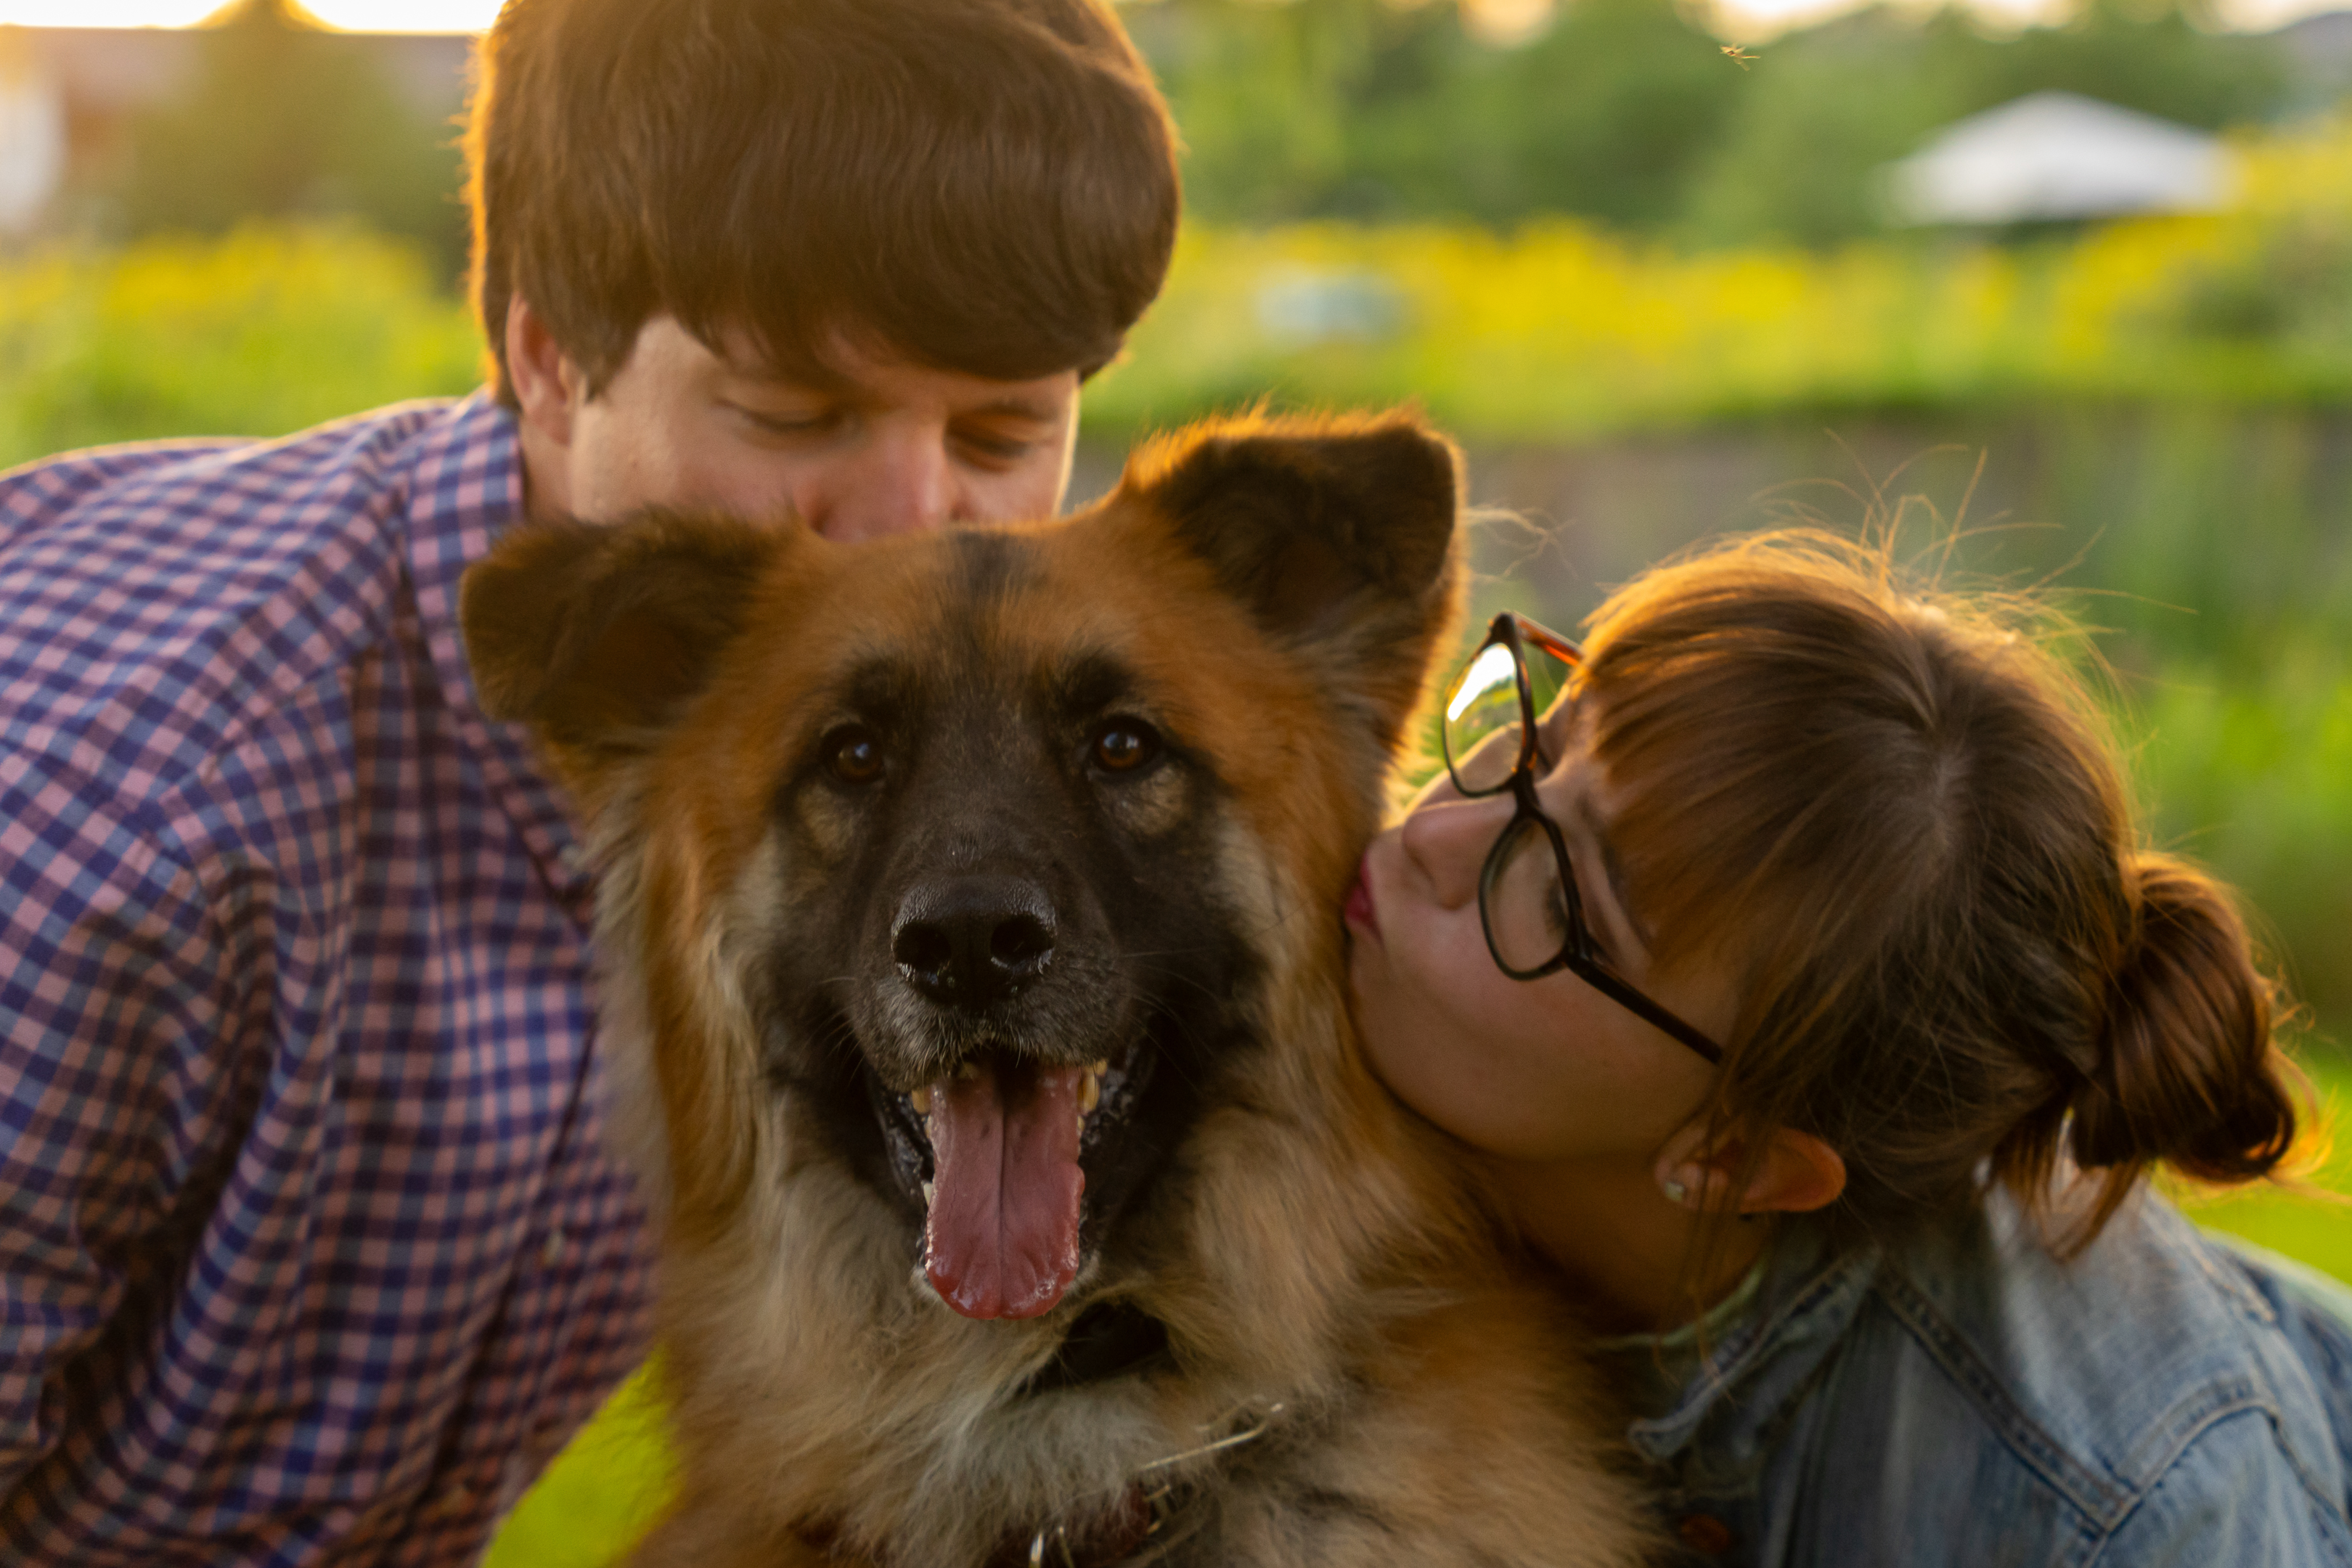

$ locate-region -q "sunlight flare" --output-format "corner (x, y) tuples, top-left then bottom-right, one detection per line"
(0, 1), (220, 23)
(0, 0), (501, 27)
(299, 0), (498, 30)
(0, 0), (2329, 34)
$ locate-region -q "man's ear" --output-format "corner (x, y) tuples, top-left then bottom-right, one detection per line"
(459, 510), (785, 783)
(1656, 1122), (1848, 1218)
(1123, 410), (1463, 754)
(506, 293), (582, 450)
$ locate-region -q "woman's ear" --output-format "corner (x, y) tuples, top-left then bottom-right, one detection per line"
(1655, 1123), (1847, 1217)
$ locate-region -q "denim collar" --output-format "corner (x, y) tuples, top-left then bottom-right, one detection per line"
(1622, 1228), (1882, 1467)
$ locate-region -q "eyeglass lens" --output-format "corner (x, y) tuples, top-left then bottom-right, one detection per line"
(1485, 814), (1579, 975)
(1442, 627), (1578, 795)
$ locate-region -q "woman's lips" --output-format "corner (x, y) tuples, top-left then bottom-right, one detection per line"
(1344, 856), (1379, 940)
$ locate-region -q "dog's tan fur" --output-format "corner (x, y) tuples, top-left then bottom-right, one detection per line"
(462, 413), (1656, 1567)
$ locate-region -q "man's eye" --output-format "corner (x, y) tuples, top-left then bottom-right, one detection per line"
(736, 404), (840, 438)
(953, 428), (1040, 467)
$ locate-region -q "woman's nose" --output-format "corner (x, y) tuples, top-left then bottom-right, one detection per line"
(1398, 791), (1517, 912)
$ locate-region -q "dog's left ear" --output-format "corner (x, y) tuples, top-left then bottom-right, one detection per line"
(460, 510), (785, 794)
(1128, 411), (1462, 750)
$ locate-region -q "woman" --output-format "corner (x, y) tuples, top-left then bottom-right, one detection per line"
(1345, 531), (2352, 1565)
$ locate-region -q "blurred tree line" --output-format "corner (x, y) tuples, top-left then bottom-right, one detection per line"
(102, 0), (467, 281)
(1127, 0), (2298, 246)
(70, 0), (2323, 273)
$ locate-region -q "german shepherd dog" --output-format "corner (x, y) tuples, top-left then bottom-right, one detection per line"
(461, 414), (1653, 1568)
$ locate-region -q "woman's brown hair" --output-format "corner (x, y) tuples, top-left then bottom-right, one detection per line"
(466, 0), (1181, 404)
(1576, 531), (2306, 1252)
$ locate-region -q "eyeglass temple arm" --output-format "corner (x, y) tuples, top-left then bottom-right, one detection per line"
(1497, 613), (1583, 774)
(1573, 959), (1725, 1065)
(1505, 611), (1583, 667)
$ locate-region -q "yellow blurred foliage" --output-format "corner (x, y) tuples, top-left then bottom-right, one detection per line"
(0, 222), (481, 469)
(3, 114), (2348, 464)
(1088, 113), (2352, 440)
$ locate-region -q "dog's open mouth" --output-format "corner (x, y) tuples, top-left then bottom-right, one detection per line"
(877, 1044), (1150, 1321)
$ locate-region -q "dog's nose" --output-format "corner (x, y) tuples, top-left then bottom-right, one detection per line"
(891, 876), (1057, 1010)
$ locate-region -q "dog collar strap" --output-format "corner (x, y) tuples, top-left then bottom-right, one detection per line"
(993, 1482), (1156, 1568)
(1010, 1398), (1289, 1566)
(794, 1402), (1284, 1567)
(790, 1484), (1154, 1568)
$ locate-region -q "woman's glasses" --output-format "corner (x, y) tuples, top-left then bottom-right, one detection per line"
(1440, 611), (1724, 1066)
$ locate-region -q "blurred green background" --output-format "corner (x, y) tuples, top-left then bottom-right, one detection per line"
(1, 1), (2345, 1561)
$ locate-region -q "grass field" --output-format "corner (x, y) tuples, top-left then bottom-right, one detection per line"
(2168, 1048), (2352, 1284)
(486, 1051), (2352, 1568)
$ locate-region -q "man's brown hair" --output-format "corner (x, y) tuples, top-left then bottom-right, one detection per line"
(465, 0), (1181, 404)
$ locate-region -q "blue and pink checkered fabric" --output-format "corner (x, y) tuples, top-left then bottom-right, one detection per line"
(0, 394), (651, 1565)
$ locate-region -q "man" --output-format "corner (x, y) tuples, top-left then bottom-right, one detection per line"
(0, 1), (1180, 1561)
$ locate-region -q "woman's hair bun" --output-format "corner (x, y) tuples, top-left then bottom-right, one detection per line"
(2070, 854), (2298, 1183)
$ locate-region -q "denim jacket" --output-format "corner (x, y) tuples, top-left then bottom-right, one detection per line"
(1606, 1186), (2352, 1567)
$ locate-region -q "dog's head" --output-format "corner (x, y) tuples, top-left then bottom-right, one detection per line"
(462, 412), (1460, 1324)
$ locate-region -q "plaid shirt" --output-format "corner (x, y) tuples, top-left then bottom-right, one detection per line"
(0, 394), (650, 1565)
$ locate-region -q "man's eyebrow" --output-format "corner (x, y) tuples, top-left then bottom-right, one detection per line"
(714, 352), (855, 397)
(1575, 793), (1653, 949)
(716, 362), (1062, 425)
(957, 396), (1065, 424)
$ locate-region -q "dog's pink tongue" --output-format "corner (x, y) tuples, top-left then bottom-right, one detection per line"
(923, 1061), (1086, 1320)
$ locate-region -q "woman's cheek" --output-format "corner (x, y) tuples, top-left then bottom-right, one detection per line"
(1349, 937), (1465, 1130)
(1351, 931), (1538, 1153)
(1355, 948), (1686, 1163)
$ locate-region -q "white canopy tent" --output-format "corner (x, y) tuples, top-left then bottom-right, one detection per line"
(0, 37), (64, 234)
(1884, 91), (2232, 226)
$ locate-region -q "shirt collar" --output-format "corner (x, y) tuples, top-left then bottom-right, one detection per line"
(397, 391), (595, 913)
(398, 389), (524, 691)
(1620, 1227), (1882, 1466)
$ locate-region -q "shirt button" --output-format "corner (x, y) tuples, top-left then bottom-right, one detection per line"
(1677, 1515), (1736, 1556)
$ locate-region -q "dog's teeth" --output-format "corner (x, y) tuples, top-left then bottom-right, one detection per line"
(910, 1086), (931, 1115)
(1075, 1113), (1087, 1140)
(922, 1180), (935, 1208)
(1088, 1059), (1108, 1076)
(957, 1061), (980, 1082)
(1079, 1072), (1101, 1114)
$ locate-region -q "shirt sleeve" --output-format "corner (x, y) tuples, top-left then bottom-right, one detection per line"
(0, 783), (242, 1495)
(2099, 1405), (2352, 1568)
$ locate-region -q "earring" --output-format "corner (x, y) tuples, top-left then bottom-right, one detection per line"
(1660, 1177), (1690, 1206)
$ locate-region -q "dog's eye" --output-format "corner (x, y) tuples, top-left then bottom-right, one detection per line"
(826, 725), (886, 785)
(1091, 719), (1161, 775)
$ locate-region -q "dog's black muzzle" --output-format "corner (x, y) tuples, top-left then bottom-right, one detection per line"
(891, 874), (1057, 1012)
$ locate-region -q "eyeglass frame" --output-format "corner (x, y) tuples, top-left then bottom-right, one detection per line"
(1441, 610), (1725, 1066)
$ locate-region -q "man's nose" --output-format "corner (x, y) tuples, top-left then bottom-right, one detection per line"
(800, 425), (965, 542)
(1399, 791), (1518, 912)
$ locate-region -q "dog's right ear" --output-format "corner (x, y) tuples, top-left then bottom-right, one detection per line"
(460, 510), (784, 781)
(1122, 411), (1462, 756)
